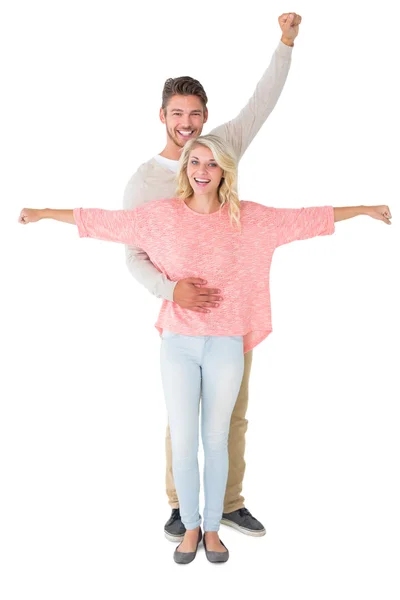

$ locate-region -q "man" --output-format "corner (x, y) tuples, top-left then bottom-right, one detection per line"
(123, 13), (302, 541)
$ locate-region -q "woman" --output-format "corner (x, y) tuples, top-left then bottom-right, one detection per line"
(19, 134), (392, 564)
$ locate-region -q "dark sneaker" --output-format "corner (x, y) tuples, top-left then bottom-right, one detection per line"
(164, 508), (186, 542)
(220, 508), (266, 537)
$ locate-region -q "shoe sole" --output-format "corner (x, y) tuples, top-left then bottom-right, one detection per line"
(220, 519), (266, 537)
(165, 530), (185, 543)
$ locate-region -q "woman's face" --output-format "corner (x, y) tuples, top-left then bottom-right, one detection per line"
(187, 145), (224, 196)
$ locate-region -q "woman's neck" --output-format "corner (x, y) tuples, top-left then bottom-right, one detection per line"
(185, 193), (220, 214)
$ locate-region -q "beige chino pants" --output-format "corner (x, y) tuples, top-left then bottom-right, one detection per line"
(165, 349), (253, 514)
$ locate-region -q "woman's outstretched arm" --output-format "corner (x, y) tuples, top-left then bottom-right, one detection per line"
(334, 205), (392, 224)
(18, 207), (140, 246)
(19, 208), (75, 225)
(274, 204), (392, 248)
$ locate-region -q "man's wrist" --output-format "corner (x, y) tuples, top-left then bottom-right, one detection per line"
(169, 280), (179, 303)
(281, 36), (294, 47)
(39, 209), (49, 220)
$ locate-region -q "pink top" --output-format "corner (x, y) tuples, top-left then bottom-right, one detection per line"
(74, 200), (335, 352)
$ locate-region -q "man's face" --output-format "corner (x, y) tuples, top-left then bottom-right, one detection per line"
(187, 145), (223, 196)
(160, 95), (208, 149)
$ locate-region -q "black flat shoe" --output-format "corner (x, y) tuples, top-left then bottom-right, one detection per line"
(173, 528), (203, 565)
(203, 534), (229, 563)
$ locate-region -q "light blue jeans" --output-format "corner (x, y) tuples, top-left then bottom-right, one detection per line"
(160, 331), (244, 532)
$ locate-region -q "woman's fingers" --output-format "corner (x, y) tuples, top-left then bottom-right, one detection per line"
(19, 209), (28, 224)
(380, 205), (392, 224)
(383, 206), (392, 219)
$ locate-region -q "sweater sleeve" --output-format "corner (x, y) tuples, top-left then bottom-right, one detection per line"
(123, 172), (177, 301)
(73, 208), (140, 245)
(273, 206), (335, 248)
(210, 41), (292, 160)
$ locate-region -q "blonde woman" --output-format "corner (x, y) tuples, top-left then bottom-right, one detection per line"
(19, 134), (392, 564)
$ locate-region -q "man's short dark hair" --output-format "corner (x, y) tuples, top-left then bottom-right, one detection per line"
(162, 76), (208, 112)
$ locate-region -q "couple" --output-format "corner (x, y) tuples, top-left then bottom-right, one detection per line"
(19, 15), (392, 564)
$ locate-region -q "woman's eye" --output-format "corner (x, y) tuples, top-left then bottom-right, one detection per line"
(191, 160), (198, 165)
(209, 163), (217, 167)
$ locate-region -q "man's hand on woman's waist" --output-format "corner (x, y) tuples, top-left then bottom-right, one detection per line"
(173, 279), (222, 313)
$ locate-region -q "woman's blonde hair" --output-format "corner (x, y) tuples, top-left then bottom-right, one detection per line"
(176, 134), (240, 228)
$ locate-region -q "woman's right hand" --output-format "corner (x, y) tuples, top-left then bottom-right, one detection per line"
(18, 208), (43, 224)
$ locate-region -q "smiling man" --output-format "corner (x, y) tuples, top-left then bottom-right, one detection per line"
(123, 13), (302, 541)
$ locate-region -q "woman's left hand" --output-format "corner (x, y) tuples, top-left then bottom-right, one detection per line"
(365, 205), (392, 224)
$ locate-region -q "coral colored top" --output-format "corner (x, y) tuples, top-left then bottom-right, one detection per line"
(73, 200), (335, 352)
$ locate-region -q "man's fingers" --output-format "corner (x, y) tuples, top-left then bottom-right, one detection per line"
(198, 301), (219, 308)
(195, 297), (222, 305)
(186, 278), (207, 286)
(185, 300), (222, 312)
(196, 290), (222, 302)
(282, 13), (295, 34)
(197, 289), (221, 297)
(197, 294), (222, 302)
(175, 279), (222, 310)
(279, 12), (301, 27)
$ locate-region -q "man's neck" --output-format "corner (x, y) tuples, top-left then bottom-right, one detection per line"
(159, 141), (182, 161)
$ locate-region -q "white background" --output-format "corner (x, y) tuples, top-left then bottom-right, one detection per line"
(1, 0), (399, 598)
